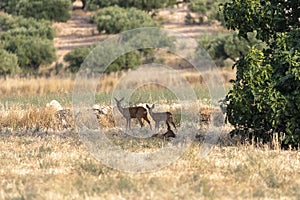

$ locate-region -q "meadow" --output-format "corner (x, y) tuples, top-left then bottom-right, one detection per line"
(0, 73), (299, 200)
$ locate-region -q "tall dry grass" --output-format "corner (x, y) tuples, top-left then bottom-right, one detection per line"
(0, 132), (299, 199)
(0, 76), (74, 97)
(0, 69), (233, 97)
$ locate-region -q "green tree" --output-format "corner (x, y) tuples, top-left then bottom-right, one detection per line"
(4, 36), (56, 71)
(1, 0), (72, 22)
(0, 14), (55, 40)
(0, 49), (20, 75)
(64, 46), (143, 73)
(0, 14), (56, 73)
(198, 32), (265, 66)
(223, 0), (300, 148)
(188, 0), (229, 24)
(64, 46), (91, 73)
(0, 0), (19, 14)
(85, 0), (176, 12)
(91, 6), (160, 34)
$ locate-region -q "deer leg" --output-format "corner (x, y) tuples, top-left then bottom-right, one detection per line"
(143, 116), (152, 130)
(155, 121), (159, 131)
(138, 118), (144, 127)
(129, 119), (132, 130)
(168, 117), (176, 130)
(126, 118), (131, 130)
(171, 120), (176, 130)
(166, 120), (171, 129)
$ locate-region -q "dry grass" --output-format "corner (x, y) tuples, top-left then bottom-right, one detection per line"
(1, 80), (299, 199)
(0, 131), (299, 199)
(0, 68), (233, 97)
(0, 77), (74, 97)
(1, 3), (298, 199)
(1, 91), (299, 199)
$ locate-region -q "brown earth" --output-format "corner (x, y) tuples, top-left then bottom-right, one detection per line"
(52, 1), (225, 66)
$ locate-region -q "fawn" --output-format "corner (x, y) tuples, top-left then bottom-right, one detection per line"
(163, 123), (176, 138)
(146, 104), (176, 131)
(115, 98), (152, 130)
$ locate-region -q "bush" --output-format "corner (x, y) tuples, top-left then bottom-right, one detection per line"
(223, 0), (300, 148)
(197, 32), (265, 66)
(64, 46), (91, 73)
(0, 14), (55, 40)
(3, 35), (56, 71)
(64, 46), (143, 73)
(0, 0), (19, 14)
(0, 49), (20, 75)
(0, 14), (56, 73)
(85, 0), (176, 12)
(91, 6), (160, 34)
(188, 0), (228, 25)
(1, 0), (71, 22)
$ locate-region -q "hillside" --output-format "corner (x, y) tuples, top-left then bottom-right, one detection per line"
(52, 1), (224, 66)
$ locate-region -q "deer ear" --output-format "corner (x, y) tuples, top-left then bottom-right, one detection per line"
(114, 97), (118, 102)
(151, 104), (155, 109)
(120, 97), (124, 101)
(146, 104), (150, 109)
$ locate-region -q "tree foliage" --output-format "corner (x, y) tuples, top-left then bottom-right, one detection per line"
(198, 32), (265, 66)
(64, 46), (143, 73)
(0, 14), (55, 39)
(0, 49), (20, 75)
(188, 0), (229, 24)
(64, 28), (175, 73)
(223, 0), (300, 148)
(0, 0), (72, 22)
(85, 0), (176, 12)
(91, 6), (160, 34)
(0, 14), (56, 74)
(64, 46), (92, 73)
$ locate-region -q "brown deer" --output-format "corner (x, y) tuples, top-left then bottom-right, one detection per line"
(163, 123), (176, 138)
(152, 123), (176, 139)
(115, 98), (152, 130)
(146, 104), (176, 131)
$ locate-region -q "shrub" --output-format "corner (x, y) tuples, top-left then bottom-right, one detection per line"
(64, 46), (143, 73)
(197, 32), (265, 66)
(223, 0), (300, 148)
(188, 0), (228, 25)
(64, 46), (91, 73)
(1, 0), (72, 22)
(0, 14), (56, 73)
(0, 49), (20, 75)
(85, 0), (176, 12)
(0, 14), (55, 40)
(91, 6), (160, 34)
(3, 36), (56, 71)
(0, 0), (19, 14)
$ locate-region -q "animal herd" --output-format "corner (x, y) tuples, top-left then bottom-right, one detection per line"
(47, 98), (177, 138)
(114, 97), (176, 138)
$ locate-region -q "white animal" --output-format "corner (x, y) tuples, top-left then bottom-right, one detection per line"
(46, 100), (63, 111)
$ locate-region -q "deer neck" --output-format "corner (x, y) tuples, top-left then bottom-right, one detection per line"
(117, 104), (125, 114)
(149, 109), (154, 116)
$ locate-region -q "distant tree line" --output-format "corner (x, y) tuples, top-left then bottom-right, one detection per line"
(0, 14), (56, 75)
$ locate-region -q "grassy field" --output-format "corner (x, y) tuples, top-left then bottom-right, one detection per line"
(1, 132), (299, 199)
(0, 75), (299, 199)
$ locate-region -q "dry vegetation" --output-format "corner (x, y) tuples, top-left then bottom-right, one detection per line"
(0, 76), (299, 199)
(0, 68), (234, 97)
(1, 2), (299, 199)
(0, 132), (299, 199)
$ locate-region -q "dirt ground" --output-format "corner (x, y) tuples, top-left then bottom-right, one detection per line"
(52, 1), (224, 66)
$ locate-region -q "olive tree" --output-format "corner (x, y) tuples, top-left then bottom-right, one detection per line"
(222, 0), (300, 148)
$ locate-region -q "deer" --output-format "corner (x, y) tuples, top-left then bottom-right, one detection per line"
(114, 97), (152, 130)
(152, 123), (176, 139)
(163, 123), (176, 138)
(146, 104), (176, 131)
